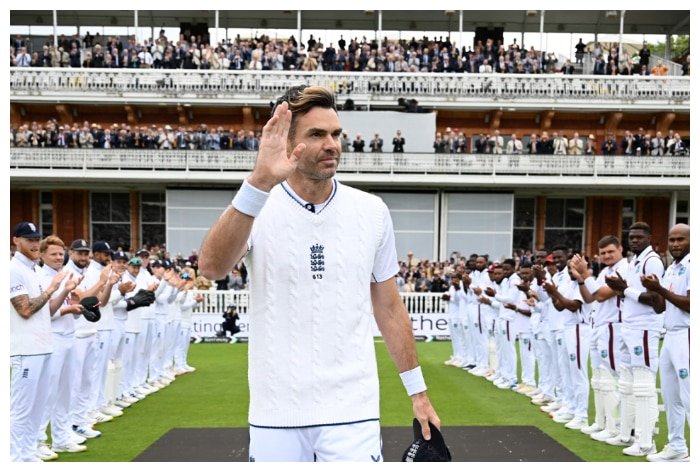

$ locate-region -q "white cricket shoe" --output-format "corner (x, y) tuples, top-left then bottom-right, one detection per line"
(590, 429), (617, 442)
(183, 365), (196, 372)
(605, 434), (635, 447)
(564, 417), (589, 430)
(443, 356), (456, 366)
(73, 424), (101, 439)
(36, 442), (58, 461)
(540, 402), (562, 413)
(580, 422), (603, 435)
(69, 431), (87, 445)
(52, 442), (88, 453)
(552, 410), (574, 423)
(89, 410), (113, 423)
(101, 404), (124, 417)
(646, 444), (690, 462)
(623, 441), (656, 457)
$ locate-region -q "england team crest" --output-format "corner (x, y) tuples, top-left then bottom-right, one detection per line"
(679, 368), (689, 379)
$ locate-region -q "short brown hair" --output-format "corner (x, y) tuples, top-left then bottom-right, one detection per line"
(40, 234), (66, 253)
(597, 235), (621, 248)
(272, 85), (337, 139)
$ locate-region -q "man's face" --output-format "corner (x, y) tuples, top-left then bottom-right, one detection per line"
(152, 266), (165, 278)
(127, 264), (141, 277)
(14, 236), (41, 261)
(93, 251), (112, 266)
(475, 256), (487, 271)
(41, 244), (65, 271)
(112, 259), (127, 273)
(628, 229), (651, 255)
(70, 249), (91, 269)
(289, 107), (342, 182)
(519, 267), (533, 283)
(552, 250), (568, 272)
(493, 267), (504, 283)
(502, 262), (514, 278)
(668, 226), (690, 261)
(535, 251), (547, 265)
(598, 243), (623, 267)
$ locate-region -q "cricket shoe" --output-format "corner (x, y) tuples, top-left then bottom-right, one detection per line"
(646, 444), (690, 462)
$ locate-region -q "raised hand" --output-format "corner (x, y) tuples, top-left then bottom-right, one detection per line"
(605, 270), (627, 292)
(248, 101), (307, 192)
(570, 254), (588, 277)
(641, 273), (662, 292)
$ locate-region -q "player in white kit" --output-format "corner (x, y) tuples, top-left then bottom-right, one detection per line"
(199, 85), (440, 461)
(604, 222), (665, 456)
(10, 222), (67, 461)
(571, 236), (627, 441)
(642, 224), (690, 462)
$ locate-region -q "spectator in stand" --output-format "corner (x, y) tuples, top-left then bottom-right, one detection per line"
(526, 133), (539, 154)
(593, 55), (606, 75)
(339, 131), (350, 153)
(15, 46), (31, 67)
(538, 131), (554, 154)
(602, 132), (618, 155)
(392, 130), (405, 153)
(228, 269), (245, 290)
(506, 133), (523, 154)
(568, 132), (583, 155)
(681, 55), (689, 76)
(651, 60), (668, 76)
(369, 133), (383, 153)
(639, 42), (651, 68)
(352, 133), (365, 152)
(562, 59), (575, 74)
(433, 132), (447, 153)
(574, 38), (586, 64)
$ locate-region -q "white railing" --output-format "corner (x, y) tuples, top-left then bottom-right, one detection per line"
(9, 68), (690, 106)
(192, 289), (447, 316)
(9, 148), (691, 178)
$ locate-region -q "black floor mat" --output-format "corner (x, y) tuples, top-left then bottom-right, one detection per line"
(134, 426), (581, 462)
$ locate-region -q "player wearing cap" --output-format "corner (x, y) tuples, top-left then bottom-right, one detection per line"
(542, 246), (590, 430)
(511, 261), (537, 395)
(174, 272), (204, 373)
(10, 222), (67, 461)
(490, 259), (521, 390)
(36, 235), (87, 458)
(570, 236), (628, 441)
(133, 250), (160, 394)
(65, 238), (109, 439)
(118, 258), (148, 403)
(478, 263), (501, 380)
(108, 251), (136, 409)
(149, 260), (177, 386)
(164, 266), (185, 378)
(604, 222), (665, 456)
(643, 224), (690, 462)
(86, 241), (124, 420)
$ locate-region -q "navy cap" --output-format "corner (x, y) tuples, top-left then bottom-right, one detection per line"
(128, 257), (142, 266)
(92, 240), (113, 254)
(13, 221), (41, 238)
(161, 260), (173, 269)
(136, 249), (150, 257)
(151, 260), (163, 268)
(112, 251), (129, 261)
(70, 239), (91, 251)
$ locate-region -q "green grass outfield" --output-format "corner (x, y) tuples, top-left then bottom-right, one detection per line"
(57, 340), (688, 462)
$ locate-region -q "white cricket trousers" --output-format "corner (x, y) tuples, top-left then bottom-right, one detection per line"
(496, 318), (517, 384)
(38, 333), (77, 447)
(70, 334), (98, 427)
(11, 353), (51, 462)
(563, 323), (591, 419)
(659, 328), (690, 454)
(249, 420), (382, 461)
(518, 330), (536, 386)
(93, 329), (113, 410)
(150, 314), (168, 380)
(135, 318), (155, 385)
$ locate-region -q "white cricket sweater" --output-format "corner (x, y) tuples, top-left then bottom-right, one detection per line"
(246, 182), (391, 427)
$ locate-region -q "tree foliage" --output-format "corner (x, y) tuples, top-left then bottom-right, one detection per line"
(648, 35), (690, 60)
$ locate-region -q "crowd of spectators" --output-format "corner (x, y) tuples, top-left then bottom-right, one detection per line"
(12, 30), (674, 76)
(10, 119), (689, 156)
(10, 119), (261, 151)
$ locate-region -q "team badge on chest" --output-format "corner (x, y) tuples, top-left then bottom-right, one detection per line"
(310, 243), (325, 279)
(634, 346), (643, 356)
(678, 368), (689, 379)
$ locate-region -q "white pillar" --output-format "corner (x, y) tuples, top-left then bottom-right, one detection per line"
(378, 10), (383, 44)
(53, 10), (58, 47)
(134, 10), (139, 44)
(618, 10), (625, 55)
(459, 10), (463, 50)
(297, 10), (302, 50)
(539, 10), (545, 53)
(668, 191), (678, 228)
(214, 10), (219, 46)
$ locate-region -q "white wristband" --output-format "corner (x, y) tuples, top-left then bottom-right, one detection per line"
(583, 276), (599, 295)
(624, 287), (642, 302)
(400, 366), (427, 396)
(231, 179), (270, 217)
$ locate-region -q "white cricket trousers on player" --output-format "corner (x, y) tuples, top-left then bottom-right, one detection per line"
(38, 333), (77, 447)
(249, 420), (382, 461)
(11, 353), (51, 462)
(659, 328), (690, 454)
(71, 334), (99, 427)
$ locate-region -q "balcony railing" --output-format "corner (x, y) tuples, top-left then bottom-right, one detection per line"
(9, 68), (690, 108)
(9, 148), (690, 178)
